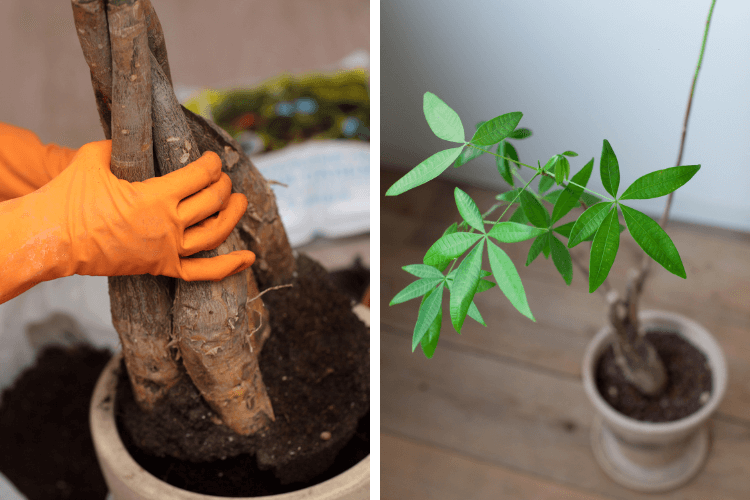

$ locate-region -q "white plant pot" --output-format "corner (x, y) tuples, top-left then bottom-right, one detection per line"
(90, 353), (370, 500)
(582, 310), (727, 493)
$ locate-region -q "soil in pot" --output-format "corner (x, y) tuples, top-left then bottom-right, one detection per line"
(0, 344), (112, 500)
(116, 253), (370, 496)
(595, 331), (712, 422)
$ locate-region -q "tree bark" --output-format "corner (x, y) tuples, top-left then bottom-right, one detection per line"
(150, 52), (274, 433)
(104, 0), (184, 411)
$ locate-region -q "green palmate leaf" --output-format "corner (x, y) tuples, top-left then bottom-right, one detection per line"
(526, 233), (547, 265)
(507, 127), (532, 140)
(476, 277), (496, 293)
(402, 264), (445, 280)
(496, 140), (519, 186)
(553, 221), (575, 238)
(552, 158), (594, 223)
(390, 278), (443, 305)
(455, 144), (486, 167)
(424, 232), (482, 266)
(450, 240), (485, 333)
(412, 282), (444, 351)
(543, 189), (564, 204)
(620, 205), (686, 278)
(420, 298), (442, 358)
(488, 222), (547, 243)
(487, 242), (534, 320)
(549, 234), (573, 285)
(471, 112), (524, 146)
(554, 156), (570, 185)
(581, 192), (602, 206)
(542, 234), (551, 258)
(539, 175), (555, 194)
(455, 188), (485, 232)
(600, 140), (620, 198)
(509, 205), (530, 224)
(520, 190), (550, 228)
(496, 188), (523, 203)
(467, 302), (486, 326)
(563, 151), (578, 157)
(589, 208), (620, 293)
(423, 92), (465, 143)
(568, 202), (613, 248)
(543, 156), (557, 172)
(620, 165), (701, 200)
(387, 146), (464, 196)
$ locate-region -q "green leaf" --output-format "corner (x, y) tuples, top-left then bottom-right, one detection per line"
(496, 188), (523, 203)
(554, 156), (570, 185)
(443, 222), (459, 236)
(600, 140), (620, 198)
(620, 165), (701, 200)
(423, 92), (465, 143)
(488, 222), (547, 243)
(476, 277), (496, 293)
(580, 192), (602, 206)
(509, 205), (530, 224)
(520, 190), (550, 228)
(487, 242), (534, 320)
(542, 234), (551, 258)
(551, 158), (594, 223)
(471, 112), (524, 146)
(563, 151), (578, 157)
(620, 205), (686, 278)
(455, 188), (485, 232)
(450, 240), (485, 332)
(589, 208), (620, 293)
(467, 301), (486, 326)
(390, 278), (444, 305)
(507, 128), (532, 140)
(424, 232), (482, 266)
(387, 146), (464, 196)
(543, 189), (564, 204)
(543, 156), (557, 172)
(412, 283), (444, 351)
(526, 234), (547, 266)
(539, 175), (555, 194)
(496, 140), (518, 186)
(454, 144), (487, 168)
(402, 264), (445, 280)
(550, 234), (573, 285)
(553, 221), (575, 238)
(420, 299), (442, 358)
(568, 202), (613, 248)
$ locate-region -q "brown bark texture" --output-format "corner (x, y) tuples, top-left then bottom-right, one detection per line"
(150, 52), (274, 433)
(104, 0), (184, 411)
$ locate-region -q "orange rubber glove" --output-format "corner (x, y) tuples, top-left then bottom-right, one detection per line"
(0, 140), (255, 304)
(0, 123), (78, 202)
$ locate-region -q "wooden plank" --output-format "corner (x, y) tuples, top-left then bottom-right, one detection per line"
(381, 330), (750, 499)
(381, 433), (612, 500)
(381, 168), (750, 422)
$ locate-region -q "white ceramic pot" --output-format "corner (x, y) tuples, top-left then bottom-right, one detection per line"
(582, 310), (727, 493)
(90, 353), (370, 500)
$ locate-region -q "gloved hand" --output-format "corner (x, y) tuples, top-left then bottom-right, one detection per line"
(0, 140), (254, 304)
(0, 123), (78, 202)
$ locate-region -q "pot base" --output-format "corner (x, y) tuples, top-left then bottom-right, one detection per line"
(590, 414), (709, 493)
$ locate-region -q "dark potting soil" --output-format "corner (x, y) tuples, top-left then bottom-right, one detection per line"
(116, 253), (370, 495)
(0, 344), (112, 500)
(595, 331), (712, 422)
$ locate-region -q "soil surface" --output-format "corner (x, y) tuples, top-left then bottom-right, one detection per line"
(117, 253), (370, 493)
(0, 345), (112, 500)
(595, 331), (712, 422)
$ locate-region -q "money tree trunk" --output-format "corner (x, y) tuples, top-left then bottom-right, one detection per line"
(71, 0), (295, 435)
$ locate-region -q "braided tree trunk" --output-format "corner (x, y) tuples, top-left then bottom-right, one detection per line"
(71, 0), (295, 435)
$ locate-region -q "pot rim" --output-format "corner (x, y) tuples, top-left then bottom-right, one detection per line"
(582, 309), (728, 433)
(90, 352), (370, 500)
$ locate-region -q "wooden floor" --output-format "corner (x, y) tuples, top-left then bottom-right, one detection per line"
(380, 168), (750, 500)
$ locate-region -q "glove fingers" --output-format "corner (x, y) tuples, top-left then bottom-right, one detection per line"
(177, 251), (256, 282)
(177, 172), (233, 227)
(162, 151), (223, 200)
(181, 193), (248, 255)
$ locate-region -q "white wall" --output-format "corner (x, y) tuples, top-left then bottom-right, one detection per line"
(382, 0), (750, 232)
